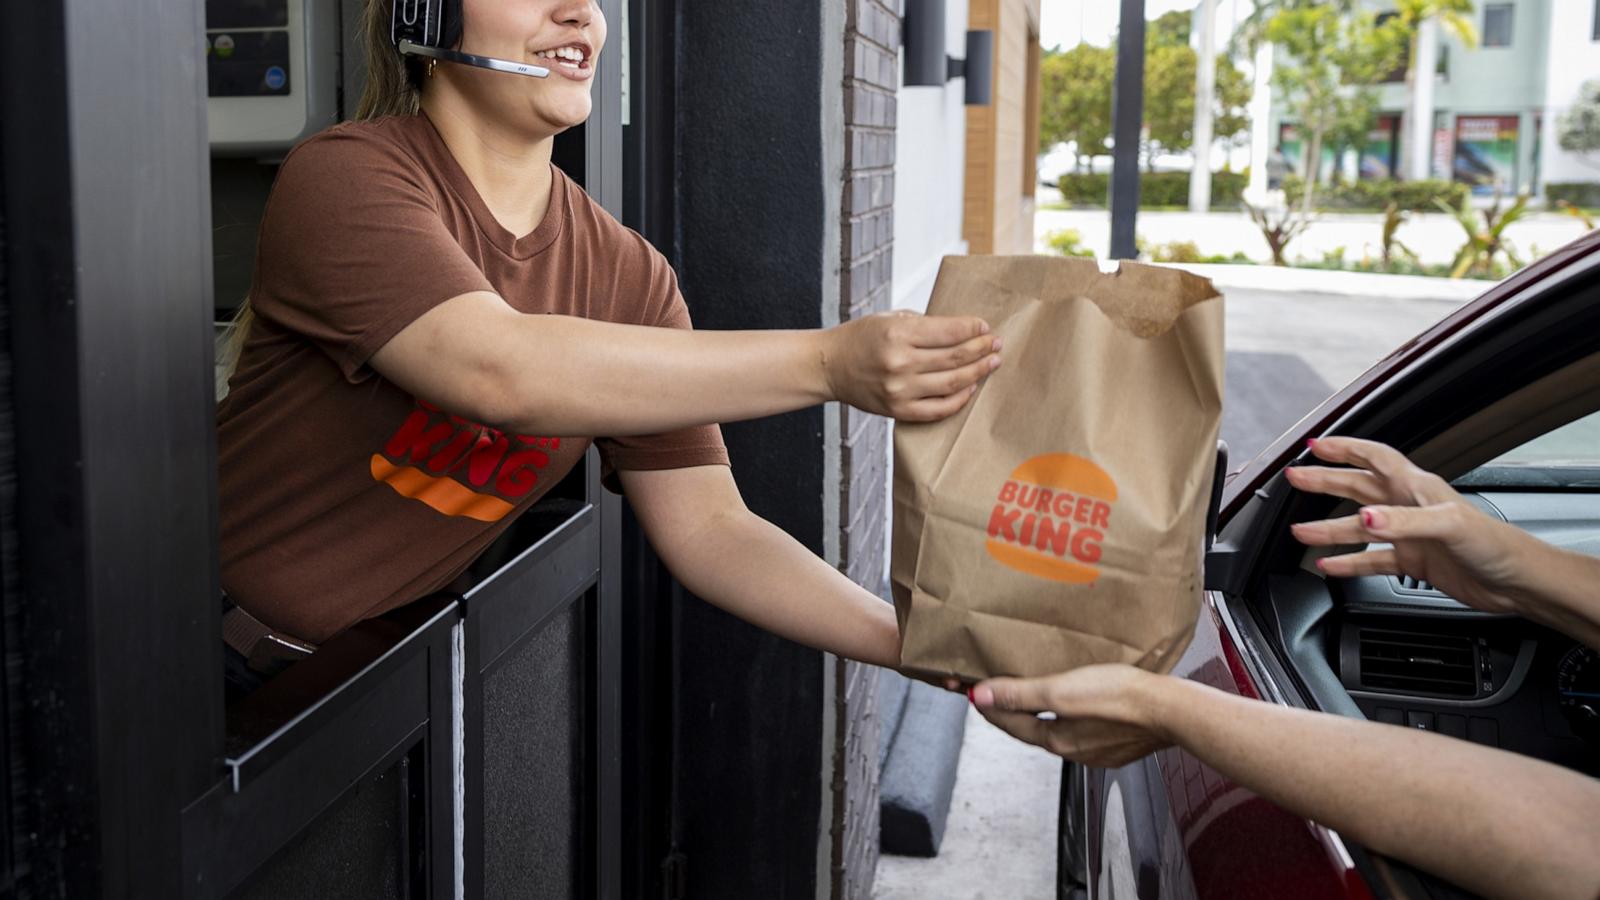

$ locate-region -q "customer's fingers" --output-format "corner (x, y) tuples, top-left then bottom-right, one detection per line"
(972, 675), (1058, 715)
(917, 333), (1001, 372)
(1361, 502), (1472, 543)
(1285, 465), (1389, 505)
(976, 706), (1055, 750)
(1307, 437), (1413, 483)
(906, 314), (990, 348)
(1290, 514), (1370, 546)
(1316, 547), (1400, 578)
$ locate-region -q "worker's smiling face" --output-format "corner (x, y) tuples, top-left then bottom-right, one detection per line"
(453, 0), (606, 137)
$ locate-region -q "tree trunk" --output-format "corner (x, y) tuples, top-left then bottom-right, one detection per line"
(1301, 127), (1324, 216)
(1398, 32), (1417, 179)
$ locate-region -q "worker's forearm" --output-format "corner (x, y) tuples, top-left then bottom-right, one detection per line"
(1148, 678), (1600, 900)
(657, 508), (900, 668)
(500, 316), (830, 436)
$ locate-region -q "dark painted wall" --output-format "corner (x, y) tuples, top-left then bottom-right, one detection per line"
(670, 2), (831, 896)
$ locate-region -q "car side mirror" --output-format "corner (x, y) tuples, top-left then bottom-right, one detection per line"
(1205, 440), (1229, 551)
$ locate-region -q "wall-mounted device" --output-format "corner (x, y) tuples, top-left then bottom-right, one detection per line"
(206, 0), (340, 156)
(902, 0), (993, 106)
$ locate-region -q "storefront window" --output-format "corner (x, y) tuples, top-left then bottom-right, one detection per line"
(1453, 115), (1519, 195)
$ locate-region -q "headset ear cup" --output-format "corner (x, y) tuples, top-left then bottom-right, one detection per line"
(441, 0), (465, 50)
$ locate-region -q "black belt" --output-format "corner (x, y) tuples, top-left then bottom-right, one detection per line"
(221, 595), (317, 676)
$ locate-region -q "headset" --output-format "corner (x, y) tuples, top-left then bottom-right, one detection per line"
(393, 0), (551, 79)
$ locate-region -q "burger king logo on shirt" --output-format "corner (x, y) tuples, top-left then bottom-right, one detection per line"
(985, 454), (1116, 584)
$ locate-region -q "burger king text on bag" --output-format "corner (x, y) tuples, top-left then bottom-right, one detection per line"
(891, 255), (1223, 686)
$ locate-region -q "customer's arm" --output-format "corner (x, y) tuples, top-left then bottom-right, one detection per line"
(972, 666), (1600, 900)
(1288, 436), (1600, 648)
(619, 465), (900, 668)
(371, 291), (1000, 437)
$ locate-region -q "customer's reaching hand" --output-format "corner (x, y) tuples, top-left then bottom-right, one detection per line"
(1286, 437), (1537, 614)
(969, 664), (1171, 768)
(971, 660), (1600, 900)
(821, 311), (1001, 423)
(1287, 436), (1600, 647)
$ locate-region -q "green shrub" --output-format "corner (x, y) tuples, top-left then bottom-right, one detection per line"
(1044, 229), (1095, 258)
(1283, 177), (1467, 211)
(1150, 240), (1204, 263)
(1545, 181), (1600, 210)
(1143, 239), (1255, 265)
(1055, 171), (1247, 209)
(1056, 172), (1110, 205)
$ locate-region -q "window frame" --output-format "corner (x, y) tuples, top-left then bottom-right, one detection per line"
(1023, 29), (1040, 199)
(1482, 3), (1514, 48)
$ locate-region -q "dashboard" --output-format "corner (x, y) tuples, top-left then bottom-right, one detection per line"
(1326, 490), (1600, 776)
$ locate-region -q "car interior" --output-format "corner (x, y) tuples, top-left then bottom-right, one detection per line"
(1214, 259), (1600, 784)
(1261, 362), (1600, 783)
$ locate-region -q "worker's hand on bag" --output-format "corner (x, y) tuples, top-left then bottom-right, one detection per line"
(969, 664), (1173, 769)
(1286, 436), (1546, 617)
(821, 311), (1000, 422)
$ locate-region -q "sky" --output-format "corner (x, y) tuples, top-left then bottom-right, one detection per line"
(1038, 0), (1255, 52)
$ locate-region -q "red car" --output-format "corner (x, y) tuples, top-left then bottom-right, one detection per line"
(1058, 228), (1600, 900)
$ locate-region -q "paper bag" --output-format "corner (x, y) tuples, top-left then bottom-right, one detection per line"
(891, 255), (1224, 685)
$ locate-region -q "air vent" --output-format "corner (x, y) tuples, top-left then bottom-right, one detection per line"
(1358, 628), (1477, 697)
(1393, 575), (1442, 594)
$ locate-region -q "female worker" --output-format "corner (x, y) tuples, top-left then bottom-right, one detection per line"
(217, 0), (999, 687)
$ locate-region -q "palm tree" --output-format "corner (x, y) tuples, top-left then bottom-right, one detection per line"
(1392, 0), (1477, 179)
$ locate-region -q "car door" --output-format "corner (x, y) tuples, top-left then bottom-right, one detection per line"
(1062, 229), (1600, 900)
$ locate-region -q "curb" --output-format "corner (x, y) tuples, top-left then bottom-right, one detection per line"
(1157, 262), (1490, 304)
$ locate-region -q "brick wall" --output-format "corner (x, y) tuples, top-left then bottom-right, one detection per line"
(832, 0), (900, 897)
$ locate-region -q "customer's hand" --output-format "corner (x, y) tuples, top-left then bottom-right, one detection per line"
(1286, 436), (1546, 616)
(820, 311), (1000, 422)
(969, 664), (1173, 768)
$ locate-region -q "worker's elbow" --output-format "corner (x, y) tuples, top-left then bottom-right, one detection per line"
(447, 356), (543, 434)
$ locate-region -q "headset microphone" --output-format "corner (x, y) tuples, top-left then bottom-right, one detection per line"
(393, 0), (551, 79)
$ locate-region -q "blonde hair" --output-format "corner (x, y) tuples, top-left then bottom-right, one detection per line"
(222, 0), (424, 384)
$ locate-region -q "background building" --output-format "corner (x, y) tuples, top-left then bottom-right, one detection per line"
(1268, 0), (1600, 198)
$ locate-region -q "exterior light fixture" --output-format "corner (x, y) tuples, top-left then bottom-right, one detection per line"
(902, 0), (993, 106)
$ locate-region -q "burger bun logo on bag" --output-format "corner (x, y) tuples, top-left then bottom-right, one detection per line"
(985, 454), (1116, 584)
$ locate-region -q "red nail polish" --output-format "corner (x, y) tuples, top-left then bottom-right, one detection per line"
(1362, 510), (1374, 528)
(966, 687), (976, 705)
(1315, 558), (1326, 571)
(1307, 438), (1317, 449)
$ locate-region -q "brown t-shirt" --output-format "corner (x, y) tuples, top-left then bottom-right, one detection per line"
(218, 113), (728, 643)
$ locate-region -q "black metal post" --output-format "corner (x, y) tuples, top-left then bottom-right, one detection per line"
(2, 0), (220, 893)
(1110, 0), (1146, 260)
